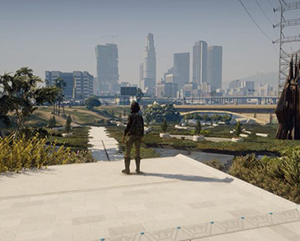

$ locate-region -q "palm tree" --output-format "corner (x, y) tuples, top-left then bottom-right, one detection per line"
(54, 78), (66, 116)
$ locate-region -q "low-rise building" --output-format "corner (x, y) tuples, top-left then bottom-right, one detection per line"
(45, 71), (94, 100)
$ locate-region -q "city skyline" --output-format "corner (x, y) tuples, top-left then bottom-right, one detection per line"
(0, 0), (281, 87)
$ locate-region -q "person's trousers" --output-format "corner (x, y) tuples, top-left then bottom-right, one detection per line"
(124, 135), (142, 159)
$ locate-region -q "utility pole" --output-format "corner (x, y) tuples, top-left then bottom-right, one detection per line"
(273, 0), (300, 95)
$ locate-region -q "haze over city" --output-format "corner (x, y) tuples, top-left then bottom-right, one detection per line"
(0, 0), (280, 86)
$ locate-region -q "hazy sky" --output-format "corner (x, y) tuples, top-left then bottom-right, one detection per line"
(0, 0), (283, 85)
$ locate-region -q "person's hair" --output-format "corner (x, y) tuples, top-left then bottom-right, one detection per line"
(131, 101), (140, 113)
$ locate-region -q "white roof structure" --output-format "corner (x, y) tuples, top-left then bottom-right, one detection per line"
(0, 154), (299, 241)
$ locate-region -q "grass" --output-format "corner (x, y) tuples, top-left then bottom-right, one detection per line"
(29, 106), (108, 127)
(106, 126), (160, 159)
(106, 123), (300, 155)
(48, 126), (91, 151)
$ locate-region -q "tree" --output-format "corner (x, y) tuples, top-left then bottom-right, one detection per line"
(195, 120), (201, 135)
(143, 103), (181, 124)
(53, 78), (66, 116)
(235, 121), (241, 137)
(65, 115), (72, 133)
(85, 96), (101, 110)
(161, 119), (168, 133)
(48, 116), (56, 128)
(0, 67), (59, 133)
(136, 88), (144, 103)
(111, 110), (115, 118)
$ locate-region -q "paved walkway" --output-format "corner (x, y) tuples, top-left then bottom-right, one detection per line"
(0, 155), (299, 241)
(88, 126), (123, 161)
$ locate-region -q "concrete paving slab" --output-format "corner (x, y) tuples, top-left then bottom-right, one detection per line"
(0, 154), (298, 241)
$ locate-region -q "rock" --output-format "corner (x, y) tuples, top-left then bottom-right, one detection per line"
(193, 135), (205, 141)
(62, 133), (73, 137)
(231, 137), (243, 143)
(239, 134), (248, 138)
(256, 133), (268, 137)
(159, 133), (170, 138)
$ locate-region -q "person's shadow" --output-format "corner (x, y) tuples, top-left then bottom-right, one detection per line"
(141, 172), (233, 183)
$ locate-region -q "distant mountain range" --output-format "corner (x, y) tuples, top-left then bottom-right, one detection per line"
(223, 71), (278, 89)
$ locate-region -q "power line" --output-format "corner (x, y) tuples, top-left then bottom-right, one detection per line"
(255, 0), (274, 26)
(239, 0), (274, 42)
(266, 0), (275, 9)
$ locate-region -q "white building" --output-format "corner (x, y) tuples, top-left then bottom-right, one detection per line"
(141, 33), (156, 96)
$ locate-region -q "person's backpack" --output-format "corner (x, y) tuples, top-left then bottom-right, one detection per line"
(130, 113), (144, 136)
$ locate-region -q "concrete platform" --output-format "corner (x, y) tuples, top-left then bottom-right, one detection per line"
(0, 155), (299, 241)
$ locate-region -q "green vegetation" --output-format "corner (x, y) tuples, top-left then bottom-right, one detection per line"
(48, 126), (91, 150)
(161, 119), (168, 132)
(106, 126), (160, 159)
(52, 77), (66, 116)
(184, 113), (231, 122)
(106, 123), (300, 155)
(0, 67), (59, 134)
(195, 120), (201, 135)
(136, 88), (144, 103)
(65, 115), (72, 133)
(235, 121), (241, 136)
(144, 103), (181, 123)
(29, 106), (108, 127)
(85, 96), (101, 110)
(204, 159), (224, 171)
(48, 116), (56, 128)
(0, 134), (94, 173)
(229, 148), (300, 203)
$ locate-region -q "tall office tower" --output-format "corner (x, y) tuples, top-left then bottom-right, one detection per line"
(174, 52), (190, 90)
(207, 46), (223, 91)
(139, 63), (143, 88)
(142, 33), (156, 96)
(95, 43), (119, 95)
(193, 41), (207, 86)
(45, 71), (94, 100)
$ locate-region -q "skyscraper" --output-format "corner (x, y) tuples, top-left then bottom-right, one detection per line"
(193, 41), (207, 86)
(207, 46), (223, 91)
(142, 33), (156, 96)
(95, 44), (119, 95)
(139, 63), (143, 88)
(174, 52), (190, 90)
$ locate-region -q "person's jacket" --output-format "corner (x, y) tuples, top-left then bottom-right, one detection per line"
(124, 112), (144, 136)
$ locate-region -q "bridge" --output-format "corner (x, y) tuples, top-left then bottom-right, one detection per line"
(174, 105), (277, 124)
(174, 105), (276, 114)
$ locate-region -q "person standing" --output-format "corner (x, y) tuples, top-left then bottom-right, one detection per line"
(122, 101), (144, 174)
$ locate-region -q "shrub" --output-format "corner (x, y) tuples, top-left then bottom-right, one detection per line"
(235, 121), (241, 136)
(229, 149), (300, 204)
(48, 116), (56, 128)
(161, 119), (168, 132)
(195, 120), (201, 135)
(144, 103), (181, 123)
(65, 115), (72, 133)
(0, 134), (95, 173)
(204, 159), (224, 171)
(85, 96), (101, 110)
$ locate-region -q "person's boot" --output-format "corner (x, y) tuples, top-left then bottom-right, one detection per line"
(135, 158), (142, 174)
(122, 158), (130, 174)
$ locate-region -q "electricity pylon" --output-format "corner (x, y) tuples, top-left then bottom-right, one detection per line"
(273, 0), (300, 95)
